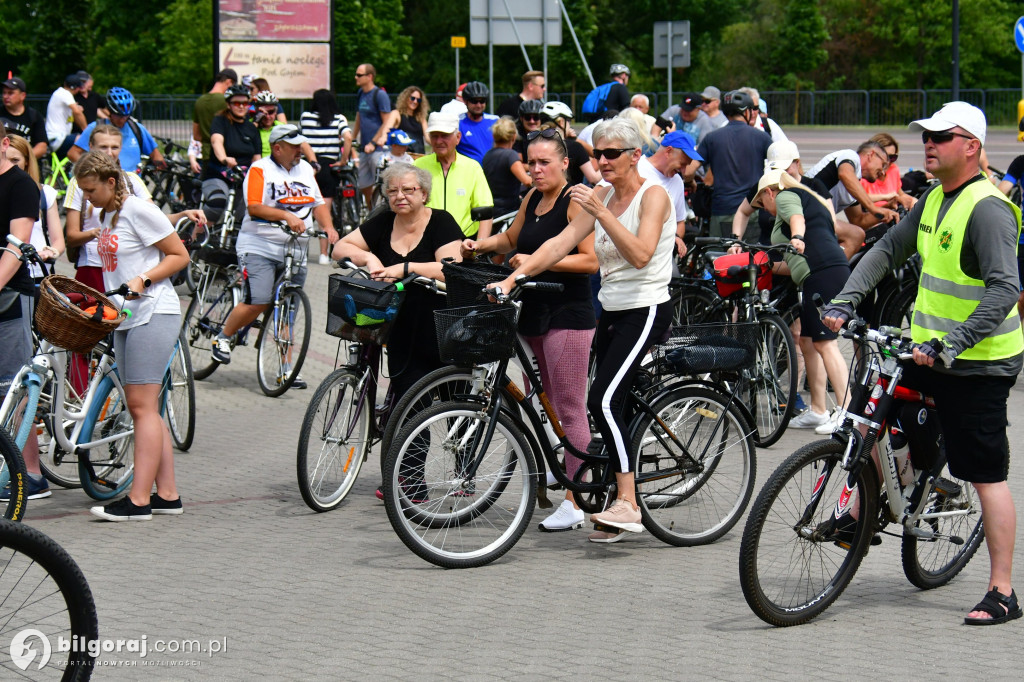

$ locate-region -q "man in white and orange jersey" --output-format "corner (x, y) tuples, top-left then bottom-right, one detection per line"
(211, 124), (338, 377)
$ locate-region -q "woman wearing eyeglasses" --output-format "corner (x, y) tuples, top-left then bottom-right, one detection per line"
(490, 118), (675, 542)
(203, 84), (261, 223)
(465, 128), (598, 532)
(382, 86), (430, 155)
(332, 162), (464, 496)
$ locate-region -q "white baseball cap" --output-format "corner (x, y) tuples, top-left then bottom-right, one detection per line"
(766, 140), (800, 171)
(909, 101), (986, 146)
(426, 112), (460, 135)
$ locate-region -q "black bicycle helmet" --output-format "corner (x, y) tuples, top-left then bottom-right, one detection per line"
(518, 99), (544, 116)
(721, 90), (755, 117)
(462, 81), (489, 99)
(224, 84), (250, 101)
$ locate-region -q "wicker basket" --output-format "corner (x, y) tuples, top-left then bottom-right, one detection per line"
(441, 259), (513, 308)
(434, 304), (519, 366)
(651, 322), (759, 376)
(34, 275), (126, 353)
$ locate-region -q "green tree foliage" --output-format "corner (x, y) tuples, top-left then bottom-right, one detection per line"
(0, 0), (90, 93)
(333, 0), (413, 93)
(771, 0), (829, 89)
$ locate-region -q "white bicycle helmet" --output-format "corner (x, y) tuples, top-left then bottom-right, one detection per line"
(541, 101), (573, 123)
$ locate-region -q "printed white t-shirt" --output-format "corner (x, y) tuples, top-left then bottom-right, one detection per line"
(96, 195), (180, 329)
(237, 157), (324, 262)
(45, 87), (76, 144)
(64, 173), (151, 268)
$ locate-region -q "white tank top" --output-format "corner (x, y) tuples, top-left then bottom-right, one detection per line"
(594, 178), (675, 312)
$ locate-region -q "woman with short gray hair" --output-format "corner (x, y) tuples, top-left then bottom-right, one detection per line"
(491, 121), (676, 542)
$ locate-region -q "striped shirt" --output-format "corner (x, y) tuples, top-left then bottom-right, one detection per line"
(299, 112), (350, 159)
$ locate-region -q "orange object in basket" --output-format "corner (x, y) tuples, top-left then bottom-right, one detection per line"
(82, 305), (119, 320)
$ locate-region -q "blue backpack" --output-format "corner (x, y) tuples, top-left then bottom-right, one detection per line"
(581, 82), (615, 119)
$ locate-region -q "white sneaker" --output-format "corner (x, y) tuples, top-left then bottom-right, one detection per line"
(538, 500), (584, 532)
(788, 409), (830, 429)
(814, 410), (843, 435)
(318, 254), (331, 265)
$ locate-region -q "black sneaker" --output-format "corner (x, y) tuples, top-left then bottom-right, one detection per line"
(0, 476), (50, 501)
(211, 336), (232, 364)
(90, 496), (153, 521)
(150, 494), (183, 515)
(291, 375), (308, 390)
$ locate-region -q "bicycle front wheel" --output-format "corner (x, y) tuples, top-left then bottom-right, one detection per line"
(741, 313), (797, 447)
(383, 401), (536, 569)
(77, 376), (134, 501)
(901, 464), (985, 589)
(739, 438), (878, 626)
(0, 518), (98, 680)
(0, 428), (28, 521)
(296, 369), (372, 512)
(185, 267), (238, 380)
(256, 286), (311, 397)
(633, 386), (756, 546)
(163, 333), (196, 451)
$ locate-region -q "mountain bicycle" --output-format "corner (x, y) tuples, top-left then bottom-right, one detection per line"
(0, 495), (98, 679)
(296, 261), (444, 512)
(381, 277), (758, 569)
(738, 320), (982, 626)
(40, 150), (72, 213)
(668, 237), (799, 447)
(331, 162), (364, 237)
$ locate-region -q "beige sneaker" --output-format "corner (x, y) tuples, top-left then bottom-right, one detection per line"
(590, 498), (643, 533)
(588, 529), (628, 543)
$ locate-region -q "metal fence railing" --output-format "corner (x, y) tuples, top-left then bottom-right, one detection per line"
(23, 88), (1023, 146)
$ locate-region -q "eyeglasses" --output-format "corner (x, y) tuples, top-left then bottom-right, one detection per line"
(466, 98), (487, 105)
(229, 101), (249, 108)
(520, 114), (540, 122)
(274, 130), (301, 142)
(921, 130), (973, 145)
(355, 72), (368, 78)
(592, 147), (635, 160)
(871, 149), (889, 166)
(526, 128), (567, 152)
(259, 107), (277, 114)
(409, 96), (421, 103)
(888, 153), (899, 163)
(386, 186), (421, 198)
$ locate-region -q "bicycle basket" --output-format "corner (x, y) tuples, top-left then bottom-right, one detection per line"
(326, 273), (405, 344)
(653, 322), (759, 375)
(34, 275), (126, 353)
(193, 246), (238, 268)
(434, 304), (518, 366)
(712, 251), (771, 297)
(441, 259), (513, 308)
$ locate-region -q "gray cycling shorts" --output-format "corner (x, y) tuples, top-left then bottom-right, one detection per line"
(239, 253), (307, 305)
(0, 295), (33, 395)
(113, 313), (181, 385)
(358, 150), (382, 189)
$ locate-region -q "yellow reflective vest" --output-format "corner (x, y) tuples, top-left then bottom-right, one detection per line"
(912, 180), (1023, 361)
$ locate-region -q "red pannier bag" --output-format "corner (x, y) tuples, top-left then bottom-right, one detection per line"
(712, 251), (771, 297)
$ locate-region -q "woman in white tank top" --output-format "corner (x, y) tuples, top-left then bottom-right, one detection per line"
(491, 118), (684, 543)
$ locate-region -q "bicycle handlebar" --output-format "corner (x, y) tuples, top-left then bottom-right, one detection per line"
(4, 234), (42, 265)
(334, 256), (446, 293)
(693, 236), (799, 255)
(488, 274), (564, 303)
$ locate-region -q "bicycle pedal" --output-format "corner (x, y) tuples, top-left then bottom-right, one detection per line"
(932, 476), (962, 499)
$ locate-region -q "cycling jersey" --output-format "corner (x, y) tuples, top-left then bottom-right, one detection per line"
(456, 114), (499, 163)
(238, 157), (323, 262)
(413, 153), (493, 237)
(73, 119), (158, 172)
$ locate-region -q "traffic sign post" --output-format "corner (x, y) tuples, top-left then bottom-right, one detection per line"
(1016, 17), (1024, 140)
(653, 21), (690, 107)
(452, 36), (466, 91)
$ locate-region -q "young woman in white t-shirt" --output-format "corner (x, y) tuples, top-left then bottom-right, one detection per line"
(74, 151), (191, 522)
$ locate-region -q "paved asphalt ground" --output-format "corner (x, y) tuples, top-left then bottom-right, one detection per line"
(11, 127), (1024, 680)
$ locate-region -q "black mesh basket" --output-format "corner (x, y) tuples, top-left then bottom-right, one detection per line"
(434, 304), (519, 366)
(194, 246), (238, 268)
(325, 273), (404, 345)
(441, 259), (513, 308)
(651, 322), (759, 376)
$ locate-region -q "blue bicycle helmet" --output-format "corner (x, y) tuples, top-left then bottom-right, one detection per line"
(106, 87), (136, 116)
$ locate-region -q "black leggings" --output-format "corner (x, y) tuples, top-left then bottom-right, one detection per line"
(587, 301), (673, 473)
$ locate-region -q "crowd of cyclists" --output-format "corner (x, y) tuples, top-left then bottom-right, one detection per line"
(2, 60), (1024, 625)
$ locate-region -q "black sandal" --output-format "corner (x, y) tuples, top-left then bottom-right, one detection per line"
(964, 588), (1023, 626)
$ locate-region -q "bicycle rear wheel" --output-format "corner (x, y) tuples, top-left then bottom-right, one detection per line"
(901, 464), (985, 589)
(163, 333), (196, 451)
(77, 376), (134, 501)
(740, 313), (797, 447)
(256, 286), (311, 397)
(633, 385), (756, 546)
(0, 427), (28, 521)
(0, 518), (98, 680)
(184, 267), (239, 380)
(296, 369), (371, 512)
(739, 438), (878, 626)
(383, 401), (536, 568)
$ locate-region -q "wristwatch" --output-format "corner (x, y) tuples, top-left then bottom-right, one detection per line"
(141, 274), (152, 288)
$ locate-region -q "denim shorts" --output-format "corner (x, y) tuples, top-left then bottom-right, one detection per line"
(240, 253), (307, 305)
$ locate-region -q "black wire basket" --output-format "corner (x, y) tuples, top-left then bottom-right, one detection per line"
(441, 259), (513, 308)
(651, 322), (759, 376)
(434, 304), (519, 366)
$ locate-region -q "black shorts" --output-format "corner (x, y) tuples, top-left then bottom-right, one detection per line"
(1016, 243), (1024, 290)
(800, 264), (850, 341)
(314, 157), (339, 199)
(899, 363), (1015, 483)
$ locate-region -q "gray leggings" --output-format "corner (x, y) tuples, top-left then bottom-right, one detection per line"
(113, 314), (181, 385)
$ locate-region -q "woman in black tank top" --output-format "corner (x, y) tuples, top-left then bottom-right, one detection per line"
(461, 131), (598, 532)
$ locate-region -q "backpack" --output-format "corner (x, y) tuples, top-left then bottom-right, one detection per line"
(581, 82), (615, 119)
